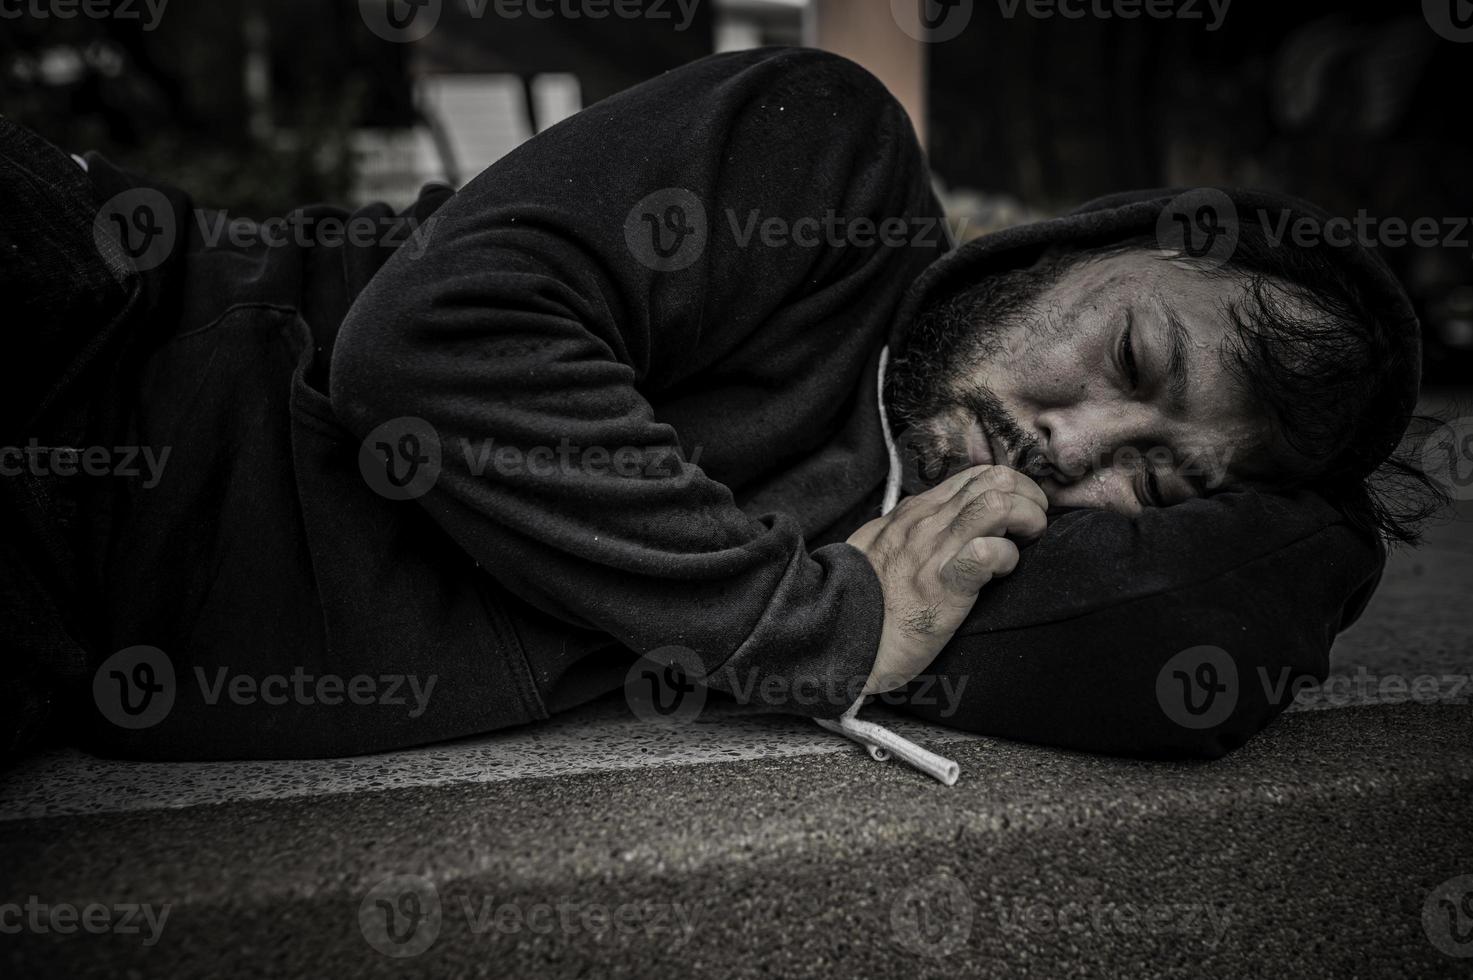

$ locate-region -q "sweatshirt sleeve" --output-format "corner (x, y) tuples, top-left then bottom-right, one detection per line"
(329, 48), (943, 719)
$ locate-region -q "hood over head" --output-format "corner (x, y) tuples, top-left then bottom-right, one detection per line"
(889, 186), (1424, 485)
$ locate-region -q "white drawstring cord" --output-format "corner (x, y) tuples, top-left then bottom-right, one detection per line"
(811, 345), (962, 787)
(815, 701), (960, 786)
(878, 345), (904, 518)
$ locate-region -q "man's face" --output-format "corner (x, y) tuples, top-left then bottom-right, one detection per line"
(888, 248), (1294, 513)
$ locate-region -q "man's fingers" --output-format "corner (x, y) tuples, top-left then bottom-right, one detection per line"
(939, 486), (1047, 544)
(848, 468), (1041, 700)
(912, 463), (1048, 512)
(940, 536), (1020, 595)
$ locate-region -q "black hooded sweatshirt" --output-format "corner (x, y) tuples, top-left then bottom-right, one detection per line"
(325, 46), (939, 731)
(8, 47), (1406, 762)
(28, 47), (939, 758)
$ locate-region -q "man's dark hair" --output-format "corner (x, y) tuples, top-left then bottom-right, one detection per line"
(1080, 225), (1447, 546)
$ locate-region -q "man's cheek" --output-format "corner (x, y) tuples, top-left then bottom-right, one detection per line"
(897, 416), (967, 492)
(1041, 471), (1138, 515)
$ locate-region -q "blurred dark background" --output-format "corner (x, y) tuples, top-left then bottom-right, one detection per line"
(928, 0), (1473, 385)
(3, 0), (1470, 380)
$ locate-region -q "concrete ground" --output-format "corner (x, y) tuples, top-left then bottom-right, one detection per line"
(3, 450), (1471, 977)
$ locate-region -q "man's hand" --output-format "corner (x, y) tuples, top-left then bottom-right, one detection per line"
(847, 465), (1048, 696)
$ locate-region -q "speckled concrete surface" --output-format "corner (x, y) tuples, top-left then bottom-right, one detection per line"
(2, 703), (1469, 979)
(1312, 504), (1473, 705)
(0, 701), (982, 821)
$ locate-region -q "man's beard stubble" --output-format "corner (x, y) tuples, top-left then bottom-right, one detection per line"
(884, 258), (1065, 490)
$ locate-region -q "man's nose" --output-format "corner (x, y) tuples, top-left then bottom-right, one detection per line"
(1034, 405), (1160, 483)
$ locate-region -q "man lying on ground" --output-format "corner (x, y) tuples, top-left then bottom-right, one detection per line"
(1, 47), (1444, 765)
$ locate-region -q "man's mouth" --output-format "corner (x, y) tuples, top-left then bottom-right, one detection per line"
(1014, 444), (1055, 480)
(965, 414), (1053, 480)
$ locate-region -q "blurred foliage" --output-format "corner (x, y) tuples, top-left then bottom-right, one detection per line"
(0, 0), (394, 215)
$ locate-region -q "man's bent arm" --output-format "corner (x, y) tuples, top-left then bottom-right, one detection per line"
(330, 48), (946, 718)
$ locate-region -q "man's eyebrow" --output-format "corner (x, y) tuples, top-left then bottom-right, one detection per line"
(1156, 299), (1191, 412)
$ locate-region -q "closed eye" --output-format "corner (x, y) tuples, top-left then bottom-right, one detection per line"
(1145, 468), (1164, 507)
(1132, 466), (1164, 509)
